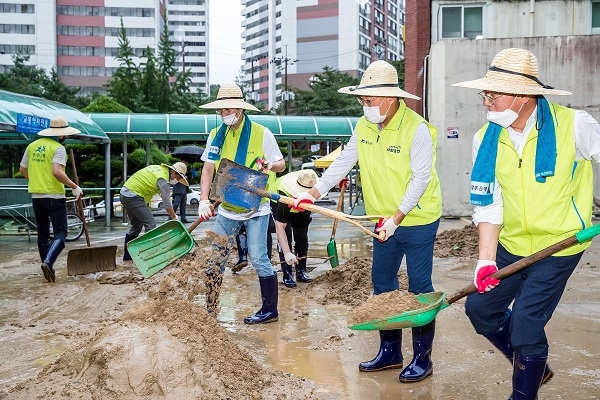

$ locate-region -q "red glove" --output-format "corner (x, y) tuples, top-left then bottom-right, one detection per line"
(291, 192), (316, 211)
(474, 260), (500, 293)
(338, 178), (350, 188)
(255, 158), (273, 172)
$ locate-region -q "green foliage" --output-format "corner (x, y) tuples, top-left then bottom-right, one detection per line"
(107, 18), (140, 110)
(389, 60), (405, 89)
(82, 95), (132, 113)
(293, 66), (362, 116)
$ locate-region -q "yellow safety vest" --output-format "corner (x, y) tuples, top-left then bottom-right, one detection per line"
(479, 102), (593, 256)
(356, 101), (442, 226)
(26, 138), (66, 195)
(209, 116), (276, 213)
(124, 165), (169, 204)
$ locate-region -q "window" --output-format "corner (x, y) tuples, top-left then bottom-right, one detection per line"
(440, 5), (483, 39)
(593, 0), (600, 34)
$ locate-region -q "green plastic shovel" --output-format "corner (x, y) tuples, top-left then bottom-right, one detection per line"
(348, 224), (600, 330)
(327, 180), (347, 268)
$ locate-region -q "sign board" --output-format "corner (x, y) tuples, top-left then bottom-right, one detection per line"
(447, 127), (459, 139)
(16, 113), (50, 134)
(310, 143), (320, 152)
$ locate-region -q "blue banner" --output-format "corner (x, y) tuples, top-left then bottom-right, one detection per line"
(16, 113), (50, 134)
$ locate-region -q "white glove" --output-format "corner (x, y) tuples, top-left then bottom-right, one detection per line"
(71, 186), (83, 199)
(375, 217), (398, 241)
(292, 191), (316, 209)
(256, 158), (273, 172)
(198, 200), (213, 220)
(474, 260), (500, 293)
(284, 252), (299, 265)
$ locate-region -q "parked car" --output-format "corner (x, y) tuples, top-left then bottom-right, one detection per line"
(150, 188), (200, 209)
(84, 196), (122, 218)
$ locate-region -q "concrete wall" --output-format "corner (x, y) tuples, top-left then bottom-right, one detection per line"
(428, 35), (600, 216)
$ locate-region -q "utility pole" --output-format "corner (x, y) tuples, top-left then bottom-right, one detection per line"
(270, 45), (298, 115)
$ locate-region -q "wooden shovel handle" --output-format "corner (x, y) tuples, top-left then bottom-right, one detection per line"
(186, 201), (221, 233)
(69, 149), (90, 247)
(445, 233), (586, 305)
(330, 182), (346, 239)
(248, 187), (384, 240)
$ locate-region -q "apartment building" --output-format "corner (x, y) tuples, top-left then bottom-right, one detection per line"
(0, 0), (209, 97)
(240, 0), (406, 111)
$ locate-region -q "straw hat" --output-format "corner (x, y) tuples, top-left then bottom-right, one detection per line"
(199, 83), (260, 112)
(161, 162), (189, 186)
(280, 169), (318, 197)
(338, 60), (420, 100)
(37, 116), (81, 137)
(452, 48), (571, 96)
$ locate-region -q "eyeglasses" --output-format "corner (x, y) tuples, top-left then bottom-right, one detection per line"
(478, 91), (504, 105)
(357, 97), (385, 107)
(216, 108), (236, 116)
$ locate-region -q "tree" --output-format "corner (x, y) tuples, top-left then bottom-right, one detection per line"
(389, 59), (405, 89)
(294, 66), (362, 116)
(107, 19), (140, 111)
(82, 95), (132, 113)
(154, 20), (178, 113)
(44, 69), (88, 109)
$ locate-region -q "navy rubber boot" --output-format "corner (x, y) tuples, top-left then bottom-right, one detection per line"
(231, 233), (248, 273)
(123, 233), (137, 261)
(509, 355), (547, 400)
(295, 251), (312, 283)
(244, 274), (279, 324)
(399, 320), (435, 383)
(484, 311), (553, 386)
(281, 263), (297, 288)
(359, 329), (403, 372)
(41, 239), (64, 283)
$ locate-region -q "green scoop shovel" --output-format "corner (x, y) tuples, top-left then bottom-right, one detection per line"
(349, 223), (600, 331)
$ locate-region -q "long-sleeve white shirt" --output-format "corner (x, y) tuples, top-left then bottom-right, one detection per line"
(315, 122), (433, 215)
(472, 108), (600, 225)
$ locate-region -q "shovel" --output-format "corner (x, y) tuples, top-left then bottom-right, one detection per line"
(327, 179), (347, 268)
(210, 159), (385, 240)
(348, 223), (600, 330)
(127, 203), (219, 278)
(66, 151), (117, 276)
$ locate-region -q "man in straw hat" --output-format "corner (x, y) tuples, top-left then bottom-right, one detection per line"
(274, 169), (319, 288)
(292, 60), (442, 382)
(198, 83), (285, 324)
(19, 116), (83, 282)
(119, 162), (189, 260)
(453, 47), (600, 399)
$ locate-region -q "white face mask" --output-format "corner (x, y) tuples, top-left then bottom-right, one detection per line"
(170, 179), (179, 185)
(221, 112), (239, 126)
(486, 96), (522, 128)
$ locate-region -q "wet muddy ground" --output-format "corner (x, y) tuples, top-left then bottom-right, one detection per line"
(0, 212), (599, 399)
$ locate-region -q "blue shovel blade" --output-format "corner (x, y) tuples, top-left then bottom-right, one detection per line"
(212, 159), (268, 211)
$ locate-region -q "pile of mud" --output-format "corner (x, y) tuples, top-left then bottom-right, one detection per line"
(433, 222), (478, 259)
(348, 290), (424, 326)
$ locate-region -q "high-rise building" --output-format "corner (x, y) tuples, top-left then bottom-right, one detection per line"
(241, 0), (405, 112)
(0, 0), (209, 97)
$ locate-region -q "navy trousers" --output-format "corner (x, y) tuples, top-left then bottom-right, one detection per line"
(465, 243), (582, 357)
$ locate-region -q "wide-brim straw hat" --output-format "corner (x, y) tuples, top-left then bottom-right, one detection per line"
(280, 169), (318, 197)
(162, 162), (189, 186)
(37, 116), (81, 137)
(199, 83), (260, 112)
(453, 48), (571, 96)
(338, 60), (420, 100)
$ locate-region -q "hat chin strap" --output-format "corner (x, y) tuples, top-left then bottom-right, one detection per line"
(488, 66), (554, 89)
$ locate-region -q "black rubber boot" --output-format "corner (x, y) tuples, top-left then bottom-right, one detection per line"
(41, 239), (64, 283)
(484, 311), (553, 386)
(399, 320), (435, 383)
(359, 329), (403, 372)
(231, 233), (248, 273)
(281, 263), (297, 288)
(37, 241), (49, 263)
(205, 271), (223, 314)
(123, 233), (137, 261)
(295, 251), (312, 283)
(244, 274), (279, 324)
(509, 355), (547, 400)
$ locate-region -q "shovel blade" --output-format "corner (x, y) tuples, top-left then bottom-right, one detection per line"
(209, 158), (268, 211)
(326, 238), (339, 268)
(127, 220), (195, 278)
(67, 245), (117, 276)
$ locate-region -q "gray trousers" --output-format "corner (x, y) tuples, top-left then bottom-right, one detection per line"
(120, 194), (156, 236)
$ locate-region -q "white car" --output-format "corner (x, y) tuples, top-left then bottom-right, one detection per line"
(84, 197), (123, 218)
(150, 189), (200, 209)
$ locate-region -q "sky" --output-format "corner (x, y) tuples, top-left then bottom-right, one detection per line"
(208, 1), (244, 86)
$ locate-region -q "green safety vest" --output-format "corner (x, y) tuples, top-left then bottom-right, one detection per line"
(26, 138), (66, 195)
(356, 101), (442, 226)
(480, 102), (593, 256)
(209, 117), (276, 213)
(124, 165), (169, 204)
